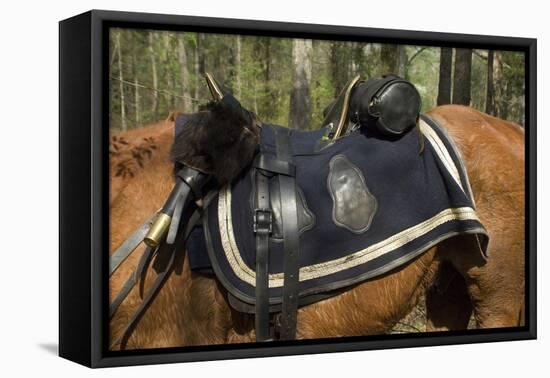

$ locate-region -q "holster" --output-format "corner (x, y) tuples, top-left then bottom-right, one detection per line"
(144, 166), (210, 247)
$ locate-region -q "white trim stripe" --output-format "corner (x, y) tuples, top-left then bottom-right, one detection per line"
(217, 185), (479, 288)
(419, 119), (464, 191)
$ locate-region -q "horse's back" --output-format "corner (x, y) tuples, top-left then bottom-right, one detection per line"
(428, 105), (524, 203)
(428, 105), (524, 161)
(109, 119), (175, 206)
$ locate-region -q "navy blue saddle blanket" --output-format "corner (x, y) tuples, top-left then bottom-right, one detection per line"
(180, 114), (489, 306)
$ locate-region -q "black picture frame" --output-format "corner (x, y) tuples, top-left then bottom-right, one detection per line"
(59, 9), (537, 368)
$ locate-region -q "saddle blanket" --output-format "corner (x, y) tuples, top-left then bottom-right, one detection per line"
(179, 114), (489, 308)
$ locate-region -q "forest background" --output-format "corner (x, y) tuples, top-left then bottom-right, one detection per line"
(109, 29), (525, 133)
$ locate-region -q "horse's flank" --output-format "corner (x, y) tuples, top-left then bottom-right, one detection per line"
(108, 105), (525, 349)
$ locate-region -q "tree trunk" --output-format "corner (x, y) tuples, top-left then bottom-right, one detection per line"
(361, 43), (375, 77)
(494, 51), (502, 117)
(132, 50), (140, 128)
(264, 39), (271, 100)
(437, 47), (453, 105)
(396, 45), (407, 77)
(380, 45), (407, 77)
(493, 51), (507, 119)
(148, 32), (159, 119)
(289, 39), (313, 130)
(195, 34), (206, 107)
(485, 50), (495, 115)
(235, 35), (242, 99)
(380, 44), (398, 75)
(452, 48), (473, 106)
(115, 31), (127, 132)
(349, 42), (358, 76)
(330, 42), (338, 97)
(178, 35), (193, 112)
(330, 42), (348, 97)
(253, 75), (258, 115)
(163, 34), (177, 110)
(194, 35), (201, 111)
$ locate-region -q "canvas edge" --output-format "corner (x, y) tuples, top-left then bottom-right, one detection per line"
(56, 9), (537, 368)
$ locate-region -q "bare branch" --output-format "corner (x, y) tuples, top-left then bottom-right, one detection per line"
(396, 321), (424, 333)
(407, 47), (428, 66)
(109, 42), (118, 68)
(110, 76), (203, 102)
(473, 50), (488, 60)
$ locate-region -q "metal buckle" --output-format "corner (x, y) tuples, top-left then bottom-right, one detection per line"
(253, 208), (272, 234)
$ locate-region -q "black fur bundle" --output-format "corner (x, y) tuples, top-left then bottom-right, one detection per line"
(170, 96), (260, 186)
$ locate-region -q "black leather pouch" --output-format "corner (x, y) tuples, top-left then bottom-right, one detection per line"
(350, 75), (421, 136)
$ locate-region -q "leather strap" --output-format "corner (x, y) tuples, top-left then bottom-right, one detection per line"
(109, 216), (154, 277)
(167, 167), (209, 244)
(166, 184), (191, 244)
(136, 246), (156, 299)
(176, 166), (209, 199)
(275, 128), (300, 340)
(253, 154), (296, 177)
(109, 245), (156, 319)
(109, 271), (137, 319)
(254, 167), (272, 341)
(111, 189), (220, 350)
(115, 242), (178, 350)
(112, 208), (202, 350)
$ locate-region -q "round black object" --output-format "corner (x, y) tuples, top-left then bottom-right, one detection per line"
(349, 75), (421, 137)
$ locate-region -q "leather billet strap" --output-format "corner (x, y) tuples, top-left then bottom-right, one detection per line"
(111, 189), (218, 349)
(109, 215), (154, 277)
(109, 245), (157, 319)
(253, 168), (272, 341)
(111, 199), (207, 350)
(253, 154), (296, 177)
(166, 184), (190, 244)
(109, 265), (139, 318)
(274, 128), (300, 340)
(109, 166), (209, 321)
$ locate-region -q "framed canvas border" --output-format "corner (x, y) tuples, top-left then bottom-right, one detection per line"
(59, 9), (537, 368)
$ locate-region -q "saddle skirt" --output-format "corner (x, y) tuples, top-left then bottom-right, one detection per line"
(182, 114), (489, 310)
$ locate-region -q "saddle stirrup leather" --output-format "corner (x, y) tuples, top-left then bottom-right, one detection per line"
(253, 168), (271, 341)
(251, 128), (300, 341)
(275, 128), (300, 340)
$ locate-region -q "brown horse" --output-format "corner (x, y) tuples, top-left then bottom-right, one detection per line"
(109, 104), (525, 349)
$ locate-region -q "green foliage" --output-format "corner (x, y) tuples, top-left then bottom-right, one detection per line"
(109, 28), (526, 133)
(497, 51), (525, 125)
(405, 46), (440, 112)
(471, 50), (488, 111)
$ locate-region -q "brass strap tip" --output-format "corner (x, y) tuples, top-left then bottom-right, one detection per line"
(143, 213), (172, 247)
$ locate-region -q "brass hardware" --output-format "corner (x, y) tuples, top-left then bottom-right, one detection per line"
(143, 213), (172, 247)
(205, 72), (224, 101)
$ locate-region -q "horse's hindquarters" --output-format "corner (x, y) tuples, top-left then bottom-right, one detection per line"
(429, 105), (525, 329)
